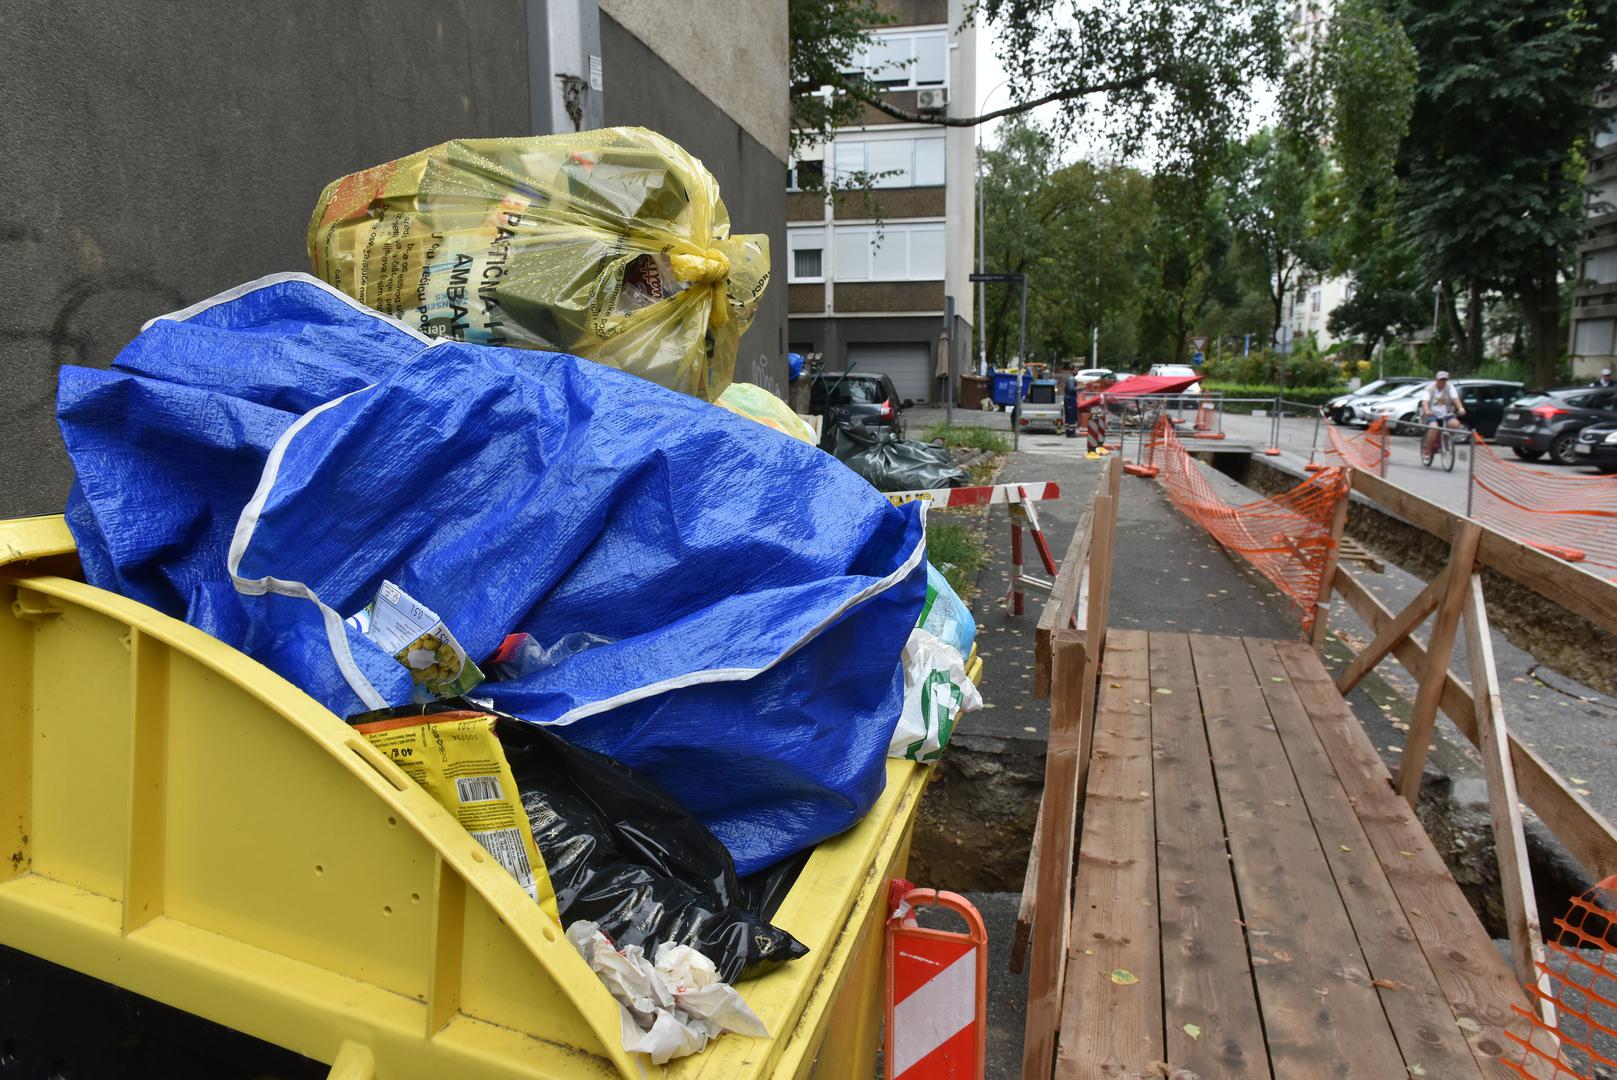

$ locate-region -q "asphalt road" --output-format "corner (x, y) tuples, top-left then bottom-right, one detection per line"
(907, 402), (1612, 516)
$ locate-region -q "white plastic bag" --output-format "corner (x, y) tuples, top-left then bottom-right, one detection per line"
(918, 563), (976, 656)
(890, 628), (982, 763)
(567, 921), (768, 1064)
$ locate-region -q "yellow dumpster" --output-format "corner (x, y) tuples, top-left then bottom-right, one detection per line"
(0, 515), (977, 1079)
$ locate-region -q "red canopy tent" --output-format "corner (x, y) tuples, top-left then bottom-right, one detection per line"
(1075, 373), (1202, 411)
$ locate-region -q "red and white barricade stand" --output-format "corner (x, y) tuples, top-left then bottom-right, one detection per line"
(885, 885), (988, 1080)
(885, 482), (1061, 617)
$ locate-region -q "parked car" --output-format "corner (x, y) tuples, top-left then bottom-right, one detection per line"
(1147, 363), (1202, 394)
(1343, 380), (1428, 427)
(1323, 377), (1426, 424)
(1493, 386), (1617, 465)
(1075, 367), (1114, 385)
(809, 372), (906, 447)
(1356, 379), (1522, 438)
(1574, 420), (1617, 472)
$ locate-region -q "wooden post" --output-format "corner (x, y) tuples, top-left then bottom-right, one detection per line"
(1310, 481), (1352, 652)
(1396, 521), (1481, 805)
(1021, 633), (1087, 1080)
(1462, 574), (1553, 1023)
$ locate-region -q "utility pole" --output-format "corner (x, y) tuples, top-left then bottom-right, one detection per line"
(1090, 325), (1098, 369)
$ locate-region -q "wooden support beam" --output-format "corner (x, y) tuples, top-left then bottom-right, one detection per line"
(1021, 632), (1088, 1080)
(1349, 466), (1617, 638)
(1396, 522), (1481, 805)
(1010, 792), (1043, 975)
(1334, 566), (1617, 881)
(1034, 509), (1094, 700)
(1310, 487), (1352, 652)
(1333, 570), (1445, 698)
(1461, 574), (1553, 1024)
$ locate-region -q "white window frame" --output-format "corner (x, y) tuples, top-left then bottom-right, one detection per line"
(847, 27), (950, 91)
(833, 129), (947, 188)
(830, 221), (946, 283)
(788, 226), (827, 284)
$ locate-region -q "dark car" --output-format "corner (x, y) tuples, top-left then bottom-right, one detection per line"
(1574, 420), (1617, 472)
(1323, 377), (1425, 424)
(809, 372), (906, 446)
(1363, 378), (1523, 438)
(1493, 386), (1617, 465)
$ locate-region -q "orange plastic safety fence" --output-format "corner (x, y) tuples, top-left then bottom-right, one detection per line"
(1323, 416), (1389, 472)
(1146, 416), (1349, 633)
(1506, 876), (1617, 1079)
(1472, 438), (1617, 572)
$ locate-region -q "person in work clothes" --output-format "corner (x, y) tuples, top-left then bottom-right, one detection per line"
(1594, 368), (1613, 388)
(1418, 370), (1467, 458)
(1063, 366), (1080, 438)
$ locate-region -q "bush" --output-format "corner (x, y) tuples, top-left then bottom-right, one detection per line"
(927, 520), (988, 600)
(1201, 383), (1346, 414)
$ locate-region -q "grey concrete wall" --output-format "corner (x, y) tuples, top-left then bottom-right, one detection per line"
(601, 12), (789, 398)
(0, 1), (532, 518)
(598, 0), (788, 161)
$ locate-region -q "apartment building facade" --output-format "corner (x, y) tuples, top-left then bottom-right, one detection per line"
(784, 0), (976, 405)
(1570, 85), (1617, 379)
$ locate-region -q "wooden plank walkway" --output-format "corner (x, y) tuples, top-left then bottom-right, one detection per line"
(1057, 628), (1534, 1079)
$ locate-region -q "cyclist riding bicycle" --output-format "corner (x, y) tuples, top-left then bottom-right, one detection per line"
(1418, 370), (1467, 457)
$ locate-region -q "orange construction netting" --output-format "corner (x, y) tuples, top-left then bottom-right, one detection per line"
(1472, 438), (1617, 572)
(1322, 416), (1389, 472)
(1146, 416), (1350, 633)
(1506, 876), (1617, 1079)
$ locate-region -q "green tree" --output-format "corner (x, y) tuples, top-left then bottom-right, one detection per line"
(1138, 171), (1243, 364)
(788, 0), (1283, 183)
(977, 121), (1154, 368)
(1394, 0), (1617, 384)
(1229, 125), (1331, 342)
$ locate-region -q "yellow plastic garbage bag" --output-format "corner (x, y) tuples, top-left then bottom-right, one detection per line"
(307, 127), (769, 401)
(714, 382), (818, 445)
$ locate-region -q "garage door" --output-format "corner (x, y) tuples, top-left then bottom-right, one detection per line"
(846, 343), (933, 404)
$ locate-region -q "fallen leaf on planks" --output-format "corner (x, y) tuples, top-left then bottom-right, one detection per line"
(1110, 969), (1140, 985)
(1372, 978), (1415, 992)
(1183, 1023), (1201, 1040)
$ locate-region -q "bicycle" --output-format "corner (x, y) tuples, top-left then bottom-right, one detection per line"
(1419, 420), (1469, 471)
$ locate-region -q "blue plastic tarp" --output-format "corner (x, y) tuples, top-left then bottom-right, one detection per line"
(58, 273), (927, 873)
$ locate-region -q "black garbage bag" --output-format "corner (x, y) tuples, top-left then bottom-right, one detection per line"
(830, 422), (969, 492)
(350, 700), (807, 981)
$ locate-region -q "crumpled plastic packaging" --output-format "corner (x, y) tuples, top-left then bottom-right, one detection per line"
(568, 921), (769, 1064)
(484, 631), (613, 682)
(889, 627), (982, 763)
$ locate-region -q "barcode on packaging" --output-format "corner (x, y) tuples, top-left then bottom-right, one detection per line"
(455, 775), (504, 804)
(469, 828), (538, 900)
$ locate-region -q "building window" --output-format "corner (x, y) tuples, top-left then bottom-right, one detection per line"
(831, 222), (946, 282)
(1597, 113), (1617, 150)
(1583, 249), (1617, 285)
(1573, 317), (1615, 356)
(1589, 177), (1617, 214)
(846, 29), (949, 90)
(1311, 289), (1321, 313)
(833, 134), (946, 187)
(787, 158), (824, 192)
(788, 227), (826, 283)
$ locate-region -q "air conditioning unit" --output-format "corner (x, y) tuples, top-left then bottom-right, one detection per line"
(916, 88), (949, 113)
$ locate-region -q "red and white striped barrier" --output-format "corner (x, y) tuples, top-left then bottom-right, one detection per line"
(885, 887), (987, 1080)
(883, 482), (1061, 509)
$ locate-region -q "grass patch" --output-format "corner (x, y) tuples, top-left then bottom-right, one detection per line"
(920, 422), (1011, 453)
(927, 517), (989, 601)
